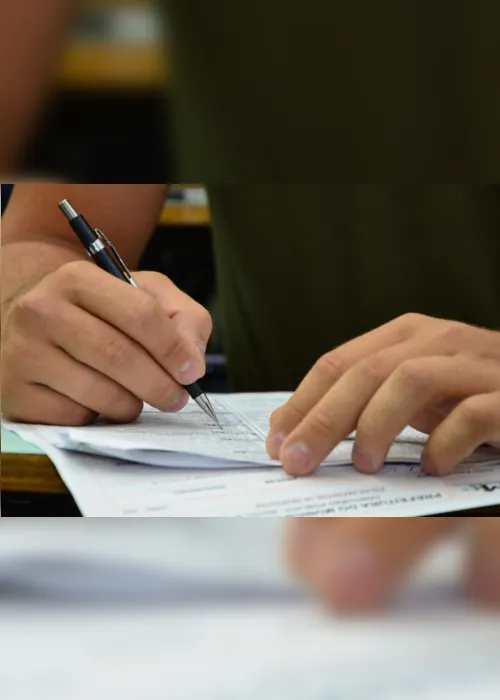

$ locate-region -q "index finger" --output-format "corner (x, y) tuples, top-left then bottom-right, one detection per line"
(62, 262), (205, 385)
(266, 314), (416, 456)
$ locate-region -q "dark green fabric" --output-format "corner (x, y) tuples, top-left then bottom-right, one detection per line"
(157, 3), (500, 391)
(207, 186), (500, 390)
(162, 1), (500, 181)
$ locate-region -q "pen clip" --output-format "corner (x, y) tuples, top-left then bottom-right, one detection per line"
(94, 228), (136, 285)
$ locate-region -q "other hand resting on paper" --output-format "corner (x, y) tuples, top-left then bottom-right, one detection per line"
(2, 265), (212, 424)
(286, 517), (500, 611)
(267, 314), (500, 476)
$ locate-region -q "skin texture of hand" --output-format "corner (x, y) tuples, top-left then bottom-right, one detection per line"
(1, 263), (212, 425)
(286, 517), (500, 611)
(267, 314), (500, 476)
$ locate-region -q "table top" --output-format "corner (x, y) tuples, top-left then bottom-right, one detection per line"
(159, 203), (210, 227)
(2, 453), (68, 495)
(58, 43), (167, 91)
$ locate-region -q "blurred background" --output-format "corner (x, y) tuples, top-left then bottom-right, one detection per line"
(0, 519), (500, 699)
(21, 0), (171, 182)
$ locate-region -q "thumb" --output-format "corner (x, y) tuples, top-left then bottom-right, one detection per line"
(134, 271), (213, 361)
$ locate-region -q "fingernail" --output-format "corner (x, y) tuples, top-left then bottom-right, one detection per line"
(329, 544), (376, 586)
(351, 444), (377, 473)
(179, 360), (204, 384)
(326, 544), (384, 606)
(267, 432), (285, 459)
(282, 442), (312, 474)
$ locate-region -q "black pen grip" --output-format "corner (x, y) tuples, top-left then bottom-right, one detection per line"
(185, 382), (203, 399)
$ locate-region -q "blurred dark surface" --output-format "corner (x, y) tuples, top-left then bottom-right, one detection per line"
(1, 184), (13, 211)
(2, 493), (82, 517)
(21, 90), (173, 183)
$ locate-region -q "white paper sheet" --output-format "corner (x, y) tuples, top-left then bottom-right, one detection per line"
(5, 392), (499, 468)
(5, 392), (500, 516)
(19, 435), (500, 516)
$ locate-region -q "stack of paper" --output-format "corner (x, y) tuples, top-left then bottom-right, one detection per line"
(5, 393), (500, 517)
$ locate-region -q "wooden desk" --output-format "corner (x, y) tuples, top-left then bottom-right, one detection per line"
(2, 453), (68, 495)
(57, 44), (167, 91)
(159, 204), (210, 227)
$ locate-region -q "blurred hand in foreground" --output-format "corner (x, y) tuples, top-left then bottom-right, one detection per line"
(286, 517), (500, 611)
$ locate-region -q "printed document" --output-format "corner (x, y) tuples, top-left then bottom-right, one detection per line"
(5, 393), (500, 516)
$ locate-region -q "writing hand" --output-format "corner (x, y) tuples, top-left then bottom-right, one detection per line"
(2, 263), (212, 425)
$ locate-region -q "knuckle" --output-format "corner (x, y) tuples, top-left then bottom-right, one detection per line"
(458, 396), (497, 429)
(394, 358), (427, 387)
(113, 403), (143, 423)
(399, 312), (426, 328)
(57, 260), (88, 284)
(269, 407), (284, 429)
(139, 270), (165, 286)
(314, 352), (345, 380)
(355, 411), (378, 440)
(100, 392), (142, 422)
(78, 376), (114, 410)
(159, 334), (184, 363)
(310, 409), (335, 437)
(355, 355), (387, 383)
(196, 304), (213, 335)
(437, 320), (469, 345)
(129, 294), (159, 330)
(65, 407), (97, 426)
(14, 289), (53, 323)
(271, 400), (307, 430)
(72, 372), (142, 422)
(146, 379), (179, 408)
(102, 336), (133, 369)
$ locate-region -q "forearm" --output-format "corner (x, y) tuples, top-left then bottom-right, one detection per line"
(0, 1), (77, 172)
(1, 182), (169, 311)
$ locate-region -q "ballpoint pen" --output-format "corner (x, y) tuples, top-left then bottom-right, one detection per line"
(58, 198), (221, 428)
